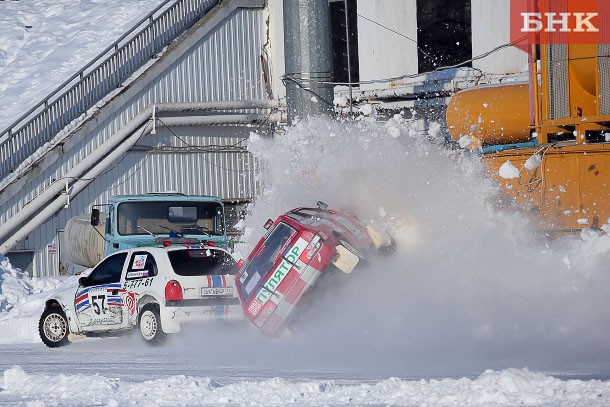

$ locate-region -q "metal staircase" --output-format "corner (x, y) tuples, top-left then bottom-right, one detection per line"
(0, 0), (219, 181)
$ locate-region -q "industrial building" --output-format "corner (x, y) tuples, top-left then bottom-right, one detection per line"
(0, 0), (526, 276)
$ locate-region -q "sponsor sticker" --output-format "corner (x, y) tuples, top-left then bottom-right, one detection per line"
(127, 270), (150, 279)
(248, 299), (263, 316)
(254, 238), (307, 305)
(132, 254), (147, 270)
(125, 292), (136, 316)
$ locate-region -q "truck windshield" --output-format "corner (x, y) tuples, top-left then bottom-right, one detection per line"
(237, 222), (297, 299)
(117, 201), (224, 236)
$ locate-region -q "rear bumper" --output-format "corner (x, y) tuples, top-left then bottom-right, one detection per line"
(161, 301), (243, 333)
(165, 297), (240, 307)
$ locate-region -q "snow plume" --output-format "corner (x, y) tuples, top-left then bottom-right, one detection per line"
(219, 116), (610, 377)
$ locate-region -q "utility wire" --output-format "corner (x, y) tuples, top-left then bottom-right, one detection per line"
(356, 13), (435, 63)
(284, 39), (525, 88)
(155, 117), (261, 174)
(281, 74), (335, 108)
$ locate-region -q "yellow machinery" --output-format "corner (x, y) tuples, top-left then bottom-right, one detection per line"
(447, 41), (610, 233)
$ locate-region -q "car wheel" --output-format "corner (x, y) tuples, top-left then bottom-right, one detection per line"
(138, 304), (166, 345)
(39, 306), (71, 348)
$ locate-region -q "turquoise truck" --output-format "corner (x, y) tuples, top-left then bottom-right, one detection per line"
(62, 194), (228, 273)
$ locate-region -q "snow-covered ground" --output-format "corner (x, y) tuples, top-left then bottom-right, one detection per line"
(4, 1), (610, 406)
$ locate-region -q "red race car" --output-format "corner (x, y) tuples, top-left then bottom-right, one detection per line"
(235, 202), (394, 337)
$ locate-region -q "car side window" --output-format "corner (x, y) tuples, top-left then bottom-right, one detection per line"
(126, 251), (158, 280)
(86, 252), (128, 286)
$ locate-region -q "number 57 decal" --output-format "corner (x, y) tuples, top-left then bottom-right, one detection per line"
(91, 295), (107, 315)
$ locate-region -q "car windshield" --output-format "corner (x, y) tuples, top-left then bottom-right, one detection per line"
(167, 249), (236, 276)
(117, 201), (224, 236)
(237, 222), (297, 299)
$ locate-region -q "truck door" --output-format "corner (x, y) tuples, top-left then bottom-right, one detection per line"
(75, 252), (129, 331)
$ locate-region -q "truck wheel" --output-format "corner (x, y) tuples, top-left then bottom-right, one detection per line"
(138, 304), (166, 345)
(39, 306), (71, 348)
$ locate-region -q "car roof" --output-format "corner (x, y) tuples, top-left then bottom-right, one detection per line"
(164, 244), (231, 254)
(110, 245), (231, 256)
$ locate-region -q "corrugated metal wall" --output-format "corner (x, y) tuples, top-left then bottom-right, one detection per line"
(546, 44), (569, 121)
(601, 2), (610, 116)
(3, 7), (268, 277)
(601, 44), (610, 116)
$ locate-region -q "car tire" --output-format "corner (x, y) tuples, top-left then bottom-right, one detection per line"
(138, 304), (166, 345)
(39, 306), (71, 348)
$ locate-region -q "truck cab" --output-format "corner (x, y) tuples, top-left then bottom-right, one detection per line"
(95, 194), (227, 256)
(63, 194), (228, 274)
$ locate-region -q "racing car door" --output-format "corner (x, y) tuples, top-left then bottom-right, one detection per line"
(75, 252), (129, 332)
(121, 250), (159, 321)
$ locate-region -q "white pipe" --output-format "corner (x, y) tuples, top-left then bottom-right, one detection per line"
(159, 100), (281, 112)
(0, 120), (151, 254)
(157, 112), (284, 127)
(0, 107), (153, 247)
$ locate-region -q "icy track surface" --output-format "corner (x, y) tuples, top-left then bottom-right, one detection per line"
(2, 341), (610, 407)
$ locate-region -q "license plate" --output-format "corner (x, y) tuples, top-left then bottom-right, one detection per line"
(201, 287), (233, 297)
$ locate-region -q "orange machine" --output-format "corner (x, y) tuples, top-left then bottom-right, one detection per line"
(447, 41), (610, 234)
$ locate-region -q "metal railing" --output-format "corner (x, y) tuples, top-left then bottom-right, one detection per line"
(0, 0), (219, 180)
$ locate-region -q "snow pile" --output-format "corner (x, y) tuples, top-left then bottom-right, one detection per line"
(0, 255), (60, 313)
(0, 255), (65, 344)
(0, 255), (32, 313)
(3, 365), (610, 406)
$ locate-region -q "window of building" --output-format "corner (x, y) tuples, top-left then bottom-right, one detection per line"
(330, 0), (359, 85)
(417, 0), (472, 73)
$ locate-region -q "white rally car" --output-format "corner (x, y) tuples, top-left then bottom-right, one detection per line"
(39, 244), (242, 347)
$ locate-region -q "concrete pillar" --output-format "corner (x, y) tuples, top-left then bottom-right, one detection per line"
(283, 0), (334, 124)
